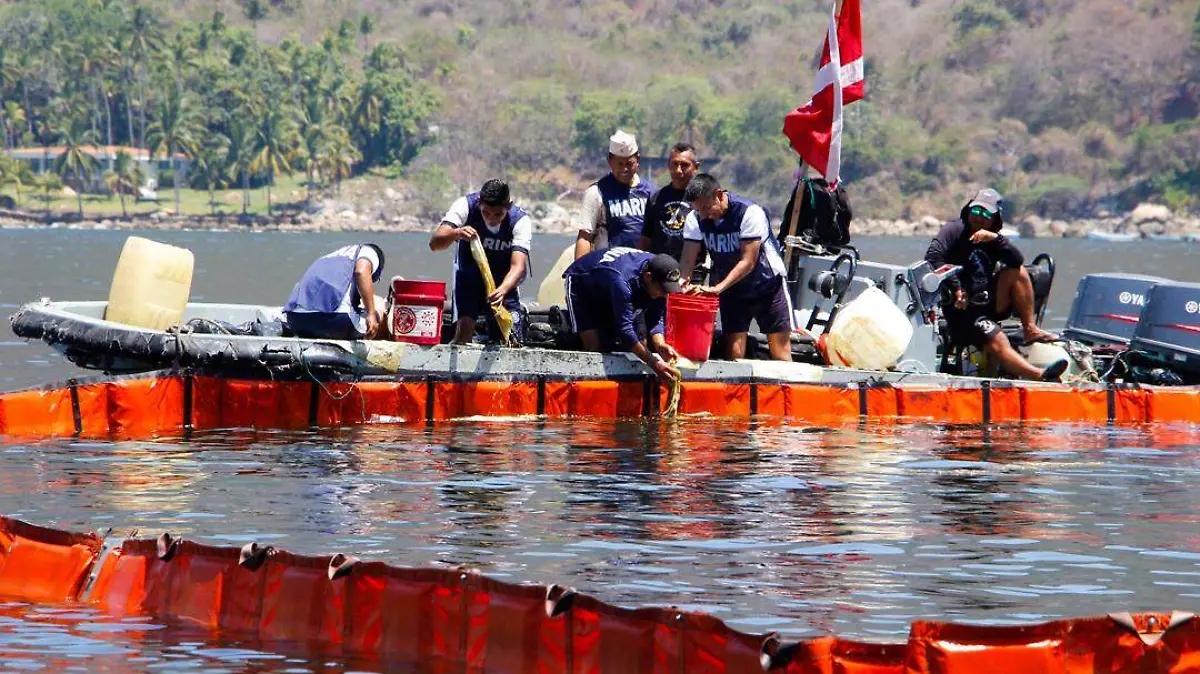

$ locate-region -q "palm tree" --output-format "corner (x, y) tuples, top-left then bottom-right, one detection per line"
(224, 115), (255, 214)
(192, 139), (230, 216)
(0, 155), (24, 209)
(52, 123), (101, 219)
(2, 101), (26, 150)
(322, 126), (360, 194)
(359, 15), (376, 52)
(243, 0), (268, 37)
(103, 150), (144, 218)
(146, 84), (201, 214)
(251, 105), (297, 217)
(296, 98), (326, 201)
(34, 173), (63, 219)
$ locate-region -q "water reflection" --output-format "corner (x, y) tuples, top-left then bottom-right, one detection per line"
(0, 419), (1198, 668)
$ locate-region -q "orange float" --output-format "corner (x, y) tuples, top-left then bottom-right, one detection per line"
(0, 372), (1197, 438)
(1, 515), (1197, 673)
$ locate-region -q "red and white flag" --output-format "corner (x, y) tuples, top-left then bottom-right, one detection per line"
(782, 0), (864, 186)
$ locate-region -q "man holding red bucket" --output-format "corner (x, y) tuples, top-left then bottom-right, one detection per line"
(680, 174), (794, 362)
(562, 248), (684, 383)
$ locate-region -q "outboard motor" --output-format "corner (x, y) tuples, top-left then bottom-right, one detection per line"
(1129, 280), (1200, 378)
(1063, 273), (1169, 346)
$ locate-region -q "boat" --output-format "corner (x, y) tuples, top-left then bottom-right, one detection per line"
(1085, 230), (1140, 242)
(11, 240), (1199, 392)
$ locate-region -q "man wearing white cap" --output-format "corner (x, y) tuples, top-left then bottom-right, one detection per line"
(573, 129), (653, 260)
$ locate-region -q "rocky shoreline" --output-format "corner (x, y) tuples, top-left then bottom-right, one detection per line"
(2, 201), (1196, 239)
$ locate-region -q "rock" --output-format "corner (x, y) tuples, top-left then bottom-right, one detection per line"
(1049, 220), (1069, 237)
(384, 187), (399, 200)
(1019, 215), (1048, 238)
(338, 209), (357, 219)
(1128, 203), (1170, 225)
(1138, 220), (1167, 237)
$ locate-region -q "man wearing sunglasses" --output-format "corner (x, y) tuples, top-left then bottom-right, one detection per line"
(925, 188), (1066, 381)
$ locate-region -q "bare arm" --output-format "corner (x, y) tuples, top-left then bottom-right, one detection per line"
(574, 185), (604, 260)
(354, 258), (380, 338)
(710, 239), (761, 295)
(680, 240), (701, 281)
(430, 222), (475, 251)
(574, 229), (594, 260)
(490, 250), (528, 303)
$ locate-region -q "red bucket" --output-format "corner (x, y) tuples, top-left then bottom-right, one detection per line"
(389, 278), (445, 345)
(665, 293), (719, 362)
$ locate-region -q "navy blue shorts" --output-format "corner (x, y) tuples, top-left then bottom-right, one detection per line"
(285, 311), (362, 340)
(453, 271), (525, 342)
(719, 278), (793, 335)
(566, 275), (635, 351)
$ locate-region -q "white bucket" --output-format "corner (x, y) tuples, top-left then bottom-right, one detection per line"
(825, 287), (913, 370)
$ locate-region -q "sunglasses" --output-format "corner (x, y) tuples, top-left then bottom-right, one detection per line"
(969, 205), (994, 219)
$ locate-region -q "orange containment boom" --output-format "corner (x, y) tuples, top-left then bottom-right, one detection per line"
(0, 516), (102, 603)
(2, 515), (1199, 672)
(0, 371), (1197, 438)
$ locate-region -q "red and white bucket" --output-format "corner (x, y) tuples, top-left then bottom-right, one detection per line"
(388, 278), (445, 345)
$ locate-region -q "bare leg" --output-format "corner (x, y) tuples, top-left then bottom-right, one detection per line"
(983, 331), (1043, 380)
(768, 331), (793, 362)
(579, 329), (603, 352)
(995, 267), (1053, 342)
(725, 332), (749, 360)
(452, 317), (476, 344)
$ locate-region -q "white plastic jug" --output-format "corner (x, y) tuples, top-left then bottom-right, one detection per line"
(825, 286), (913, 370)
(105, 236), (194, 330)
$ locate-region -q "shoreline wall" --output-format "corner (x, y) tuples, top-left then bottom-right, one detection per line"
(2, 202), (1197, 238)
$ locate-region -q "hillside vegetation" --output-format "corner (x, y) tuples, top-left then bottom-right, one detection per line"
(0, 0), (1196, 220)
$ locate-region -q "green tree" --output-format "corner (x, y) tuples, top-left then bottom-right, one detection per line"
(52, 122), (100, 218)
(225, 116), (256, 214)
(296, 97), (326, 200)
(192, 139), (230, 216)
(322, 125), (359, 194)
(103, 149), (145, 217)
(251, 104), (297, 216)
(0, 155), (25, 209)
(359, 14), (376, 53)
(145, 84), (202, 214)
(572, 91), (645, 156)
(242, 0), (268, 36)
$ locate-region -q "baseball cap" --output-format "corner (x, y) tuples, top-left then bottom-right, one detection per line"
(609, 130), (639, 158)
(967, 188), (1003, 218)
(647, 254), (683, 294)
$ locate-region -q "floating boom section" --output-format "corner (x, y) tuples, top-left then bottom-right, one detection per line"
(0, 515), (1198, 672)
(0, 372), (1197, 438)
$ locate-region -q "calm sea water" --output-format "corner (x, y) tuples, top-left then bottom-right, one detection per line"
(0, 228), (1197, 671)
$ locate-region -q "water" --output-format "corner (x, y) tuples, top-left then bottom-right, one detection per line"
(0, 228), (1197, 670)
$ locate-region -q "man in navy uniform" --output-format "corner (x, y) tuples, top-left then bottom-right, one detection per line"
(563, 247), (683, 382)
(574, 130), (652, 259)
(680, 173), (793, 362)
(429, 178), (532, 344)
(284, 243), (387, 340)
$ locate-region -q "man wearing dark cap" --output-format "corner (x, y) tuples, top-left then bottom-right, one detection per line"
(925, 188), (1067, 381)
(562, 247), (683, 382)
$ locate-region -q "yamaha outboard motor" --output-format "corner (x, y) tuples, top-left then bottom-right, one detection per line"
(1129, 281), (1200, 379)
(1063, 273), (1169, 346)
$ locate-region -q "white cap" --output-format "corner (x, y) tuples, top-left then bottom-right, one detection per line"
(608, 130), (639, 158)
